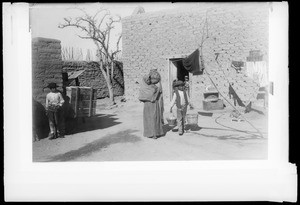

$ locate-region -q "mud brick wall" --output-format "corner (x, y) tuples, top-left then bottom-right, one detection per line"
(122, 3), (269, 108)
(32, 37), (63, 106)
(62, 61), (124, 98)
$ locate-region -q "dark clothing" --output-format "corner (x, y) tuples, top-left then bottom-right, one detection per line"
(174, 90), (188, 134)
(32, 99), (50, 140)
(229, 84), (245, 107)
(47, 107), (65, 137)
(177, 105), (188, 134)
(158, 84), (164, 125)
(139, 83), (158, 102)
(143, 83), (164, 138)
(143, 99), (164, 138)
(142, 71), (165, 138)
(182, 49), (203, 75)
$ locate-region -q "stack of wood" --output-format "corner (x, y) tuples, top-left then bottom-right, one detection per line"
(66, 86), (97, 118)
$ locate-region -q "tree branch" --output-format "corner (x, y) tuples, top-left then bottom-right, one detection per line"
(59, 9), (122, 103)
(98, 10), (110, 30)
(92, 8), (108, 21)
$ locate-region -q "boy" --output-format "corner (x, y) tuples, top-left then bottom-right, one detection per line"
(170, 80), (193, 135)
(184, 75), (190, 95)
(45, 83), (65, 139)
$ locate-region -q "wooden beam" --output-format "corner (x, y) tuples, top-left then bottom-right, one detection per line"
(89, 87), (93, 117)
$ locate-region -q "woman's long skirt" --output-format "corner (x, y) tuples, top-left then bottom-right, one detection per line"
(143, 101), (164, 138)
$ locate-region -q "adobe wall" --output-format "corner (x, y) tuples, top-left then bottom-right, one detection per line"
(122, 3), (269, 108)
(32, 37), (63, 106)
(62, 61), (124, 98)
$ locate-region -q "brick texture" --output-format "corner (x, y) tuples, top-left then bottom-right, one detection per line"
(32, 37), (63, 106)
(62, 61), (124, 98)
(122, 3), (269, 108)
(32, 37), (124, 105)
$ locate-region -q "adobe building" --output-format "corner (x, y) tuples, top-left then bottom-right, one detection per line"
(121, 3), (269, 108)
(32, 37), (125, 105)
(32, 37), (63, 106)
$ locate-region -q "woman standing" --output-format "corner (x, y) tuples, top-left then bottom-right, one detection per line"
(150, 69), (164, 125)
(139, 74), (164, 139)
(157, 81), (164, 125)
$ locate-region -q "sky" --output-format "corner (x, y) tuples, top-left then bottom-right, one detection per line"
(30, 2), (191, 60)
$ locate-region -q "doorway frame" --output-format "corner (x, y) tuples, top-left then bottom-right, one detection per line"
(166, 55), (193, 101)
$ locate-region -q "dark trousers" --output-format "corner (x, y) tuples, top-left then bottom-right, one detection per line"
(177, 105), (187, 134)
(47, 109), (65, 137)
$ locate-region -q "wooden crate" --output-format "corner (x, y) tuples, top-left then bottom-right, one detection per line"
(203, 91), (219, 100)
(203, 99), (224, 111)
(66, 86), (97, 117)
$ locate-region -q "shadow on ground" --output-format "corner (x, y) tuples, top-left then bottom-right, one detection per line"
(66, 114), (121, 135)
(185, 124), (202, 131)
(198, 111), (214, 117)
(160, 124), (202, 137)
(162, 124), (174, 134)
(45, 129), (141, 162)
(249, 107), (265, 115)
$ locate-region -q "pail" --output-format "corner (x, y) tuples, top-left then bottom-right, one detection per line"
(186, 113), (198, 125)
(167, 118), (177, 126)
(167, 116), (177, 126)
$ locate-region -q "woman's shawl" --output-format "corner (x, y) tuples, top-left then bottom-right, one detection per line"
(138, 75), (158, 102)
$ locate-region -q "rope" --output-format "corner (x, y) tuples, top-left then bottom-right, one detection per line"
(168, 50), (264, 137)
(214, 112), (265, 138)
(203, 68), (264, 138)
(191, 9), (263, 138)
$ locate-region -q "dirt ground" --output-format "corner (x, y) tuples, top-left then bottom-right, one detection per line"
(33, 97), (268, 162)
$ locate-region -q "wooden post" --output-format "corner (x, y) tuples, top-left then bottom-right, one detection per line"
(75, 77), (80, 86)
(89, 87), (93, 117)
(62, 72), (68, 96)
(74, 87), (79, 118)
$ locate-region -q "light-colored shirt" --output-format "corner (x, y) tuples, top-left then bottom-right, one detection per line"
(46, 92), (65, 109)
(170, 90), (190, 108)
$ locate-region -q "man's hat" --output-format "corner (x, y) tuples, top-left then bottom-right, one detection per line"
(47, 82), (59, 89)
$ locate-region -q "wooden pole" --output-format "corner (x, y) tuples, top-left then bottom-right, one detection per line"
(75, 87), (79, 118)
(89, 87), (93, 117)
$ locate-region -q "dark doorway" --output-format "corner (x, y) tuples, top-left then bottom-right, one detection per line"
(169, 58), (191, 100)
(172, 58), (189, 81)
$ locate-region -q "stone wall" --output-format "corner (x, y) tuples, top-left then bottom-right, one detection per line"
(62, 61), (124, 98)
(122, 3), (269, 108)
(32, 37), (63, 106)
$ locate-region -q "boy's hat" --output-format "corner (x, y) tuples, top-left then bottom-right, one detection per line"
(47, 82), (59, 89)
(174, 80), (184, 87)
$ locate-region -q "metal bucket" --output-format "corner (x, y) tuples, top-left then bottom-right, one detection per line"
(167, 118), (177, 126)
(186, 113), (198, 125)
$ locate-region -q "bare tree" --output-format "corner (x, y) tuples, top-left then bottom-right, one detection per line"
(59, 8), (122, 105)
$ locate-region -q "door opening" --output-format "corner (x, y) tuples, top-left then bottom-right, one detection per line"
(173, 58), (189, 81)
(169, 58), (191, 100)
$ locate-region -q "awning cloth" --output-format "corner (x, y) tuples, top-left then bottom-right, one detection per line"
(182, 49), (203, 75)
(68, 70), (85, 79)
